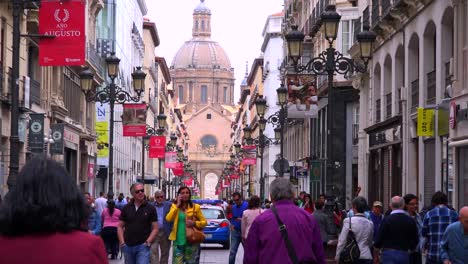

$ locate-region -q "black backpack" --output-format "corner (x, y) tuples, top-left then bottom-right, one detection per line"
(339, 216), (361, 264)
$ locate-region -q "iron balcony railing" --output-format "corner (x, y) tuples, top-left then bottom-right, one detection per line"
(30, 78), (41, 105)
(376, 99), (381, 123)
(386, 93), (392, 119)
(363, 6), (370, 27)
(371, 0), (381, 28)
(381, 0), (391, 17)
(353, 17), (362, 43)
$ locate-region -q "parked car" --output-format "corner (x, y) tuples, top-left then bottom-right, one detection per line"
(193, 201), (230, 249)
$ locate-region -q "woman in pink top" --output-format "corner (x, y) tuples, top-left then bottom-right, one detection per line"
(241, 195), (264, 243)
(101, 200), (121, 259)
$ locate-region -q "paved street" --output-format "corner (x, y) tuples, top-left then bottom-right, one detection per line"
(109, 243), (244, 264)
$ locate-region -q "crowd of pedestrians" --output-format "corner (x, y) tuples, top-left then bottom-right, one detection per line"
(0, 156), (467, 264)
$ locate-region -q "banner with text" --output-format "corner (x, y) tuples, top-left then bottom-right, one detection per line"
(417, 108), (435, 137)
(164, 152), (177, 168)
(39, 0), (85, 66)
(50, 123), (65, 155)
(183, 178), (194, 187)
(173, 162), (184, 176)
(222, 179), (231, 188)
(28, 113), (44, 153)
(122, 104), (147, 136)
(96, 121), (109, 164)
(242, 145), (257, 165)
(149, 136), (166, 159)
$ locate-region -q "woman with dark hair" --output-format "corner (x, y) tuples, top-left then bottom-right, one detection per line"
(0, 157), (107, 263)
(101, 200), (121, 259)
(241, 195), (264, 243)
(166, 186), (207, 263)
(303, 194), (315, 214)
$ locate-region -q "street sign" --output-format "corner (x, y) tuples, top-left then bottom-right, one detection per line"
(296, 169), (308, 178)
(273, 158), (289, 175)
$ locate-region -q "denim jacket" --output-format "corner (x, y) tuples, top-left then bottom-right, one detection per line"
(88, 208), (101, 235)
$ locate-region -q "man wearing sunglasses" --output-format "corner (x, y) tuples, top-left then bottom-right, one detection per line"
(150, 191), (173, 264)
(118, 183), (158, 264)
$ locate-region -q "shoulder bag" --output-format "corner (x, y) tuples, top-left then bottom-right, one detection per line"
(186, 205), (205, 244)
(339, 216), (361, 264)
(271, 205), (300, 264)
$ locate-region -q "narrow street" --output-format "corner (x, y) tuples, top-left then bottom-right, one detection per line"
(109, 244), (244, 264)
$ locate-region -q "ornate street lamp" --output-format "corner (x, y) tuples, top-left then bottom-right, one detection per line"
(321, 5), (341, 43)
(276, 84), (288, 106)
(243, 126), (252, 140)
(106, 52), (120, 79)
(157, 113), (167, 129)
(79, 67), (94, 93)
(274, 127), (281, 141)
(234, 143), (241, 154)
(255, 96), (267, 117)
(132, 67), (146, 95)
(170, 134), (178, 146)
(259, 118), (267, 131)
(285, 24), (305, 65)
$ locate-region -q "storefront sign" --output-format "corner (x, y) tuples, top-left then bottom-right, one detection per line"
(39, 0), (85, 66)
(122, 104), (147, 137)
(63, 127), (79, 150)
(149, 136), (166, 159)
(242, 145), (257, 165)
(417, 108), (435, 137)
(50, 123), (65, 154)
(28, 113), (44, 153)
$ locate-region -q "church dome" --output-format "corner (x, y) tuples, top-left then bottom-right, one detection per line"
(194, 0), (211, 13)
(171, 40), (232, 70)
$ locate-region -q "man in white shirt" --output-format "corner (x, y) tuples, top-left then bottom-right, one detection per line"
(95, 191), (107, 216)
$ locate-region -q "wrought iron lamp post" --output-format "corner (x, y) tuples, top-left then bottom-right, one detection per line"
(79, 52), (146, 199)
(284, 4), (376, 202)
(142, 113), (167, 188)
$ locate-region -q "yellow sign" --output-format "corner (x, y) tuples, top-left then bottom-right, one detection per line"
(96, 121), (109, 158)
(417, 108), (434, 137)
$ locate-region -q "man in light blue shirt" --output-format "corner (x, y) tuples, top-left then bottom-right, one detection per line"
(150, 190), (172, 264)
(440, 206), (468, 264)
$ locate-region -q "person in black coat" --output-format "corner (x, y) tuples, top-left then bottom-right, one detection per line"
(374, 196), (419, 264)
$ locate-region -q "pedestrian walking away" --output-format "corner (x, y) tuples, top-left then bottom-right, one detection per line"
(95, 191), (108, 216)
(313, 199), (334, 250)
(440, 206), (468, 264)
(166, 186), (207, 264)
(85, 192), (102, 236)
(422, 192), (458, 264)
(118, 183), (159, 264)
(241, 195), (264, 244)
(244, 178), (326, 264)
(228, 191), (248, 264)
(336, 196), (374, 264)
(0, 157), (108, 264)
(374, 196), (419, 264)
(101, 200), (121, 260)
(151, 190), (173, 264)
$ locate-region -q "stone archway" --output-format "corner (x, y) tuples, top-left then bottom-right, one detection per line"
(203, 172), (218, 199)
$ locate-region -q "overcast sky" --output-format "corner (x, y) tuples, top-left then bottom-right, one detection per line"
(145, 0), (284, 102)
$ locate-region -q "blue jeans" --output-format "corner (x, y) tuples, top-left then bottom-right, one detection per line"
(123, 243), (150, 264)
(382, 249), (409, 264)
(228, 229), (242, 264)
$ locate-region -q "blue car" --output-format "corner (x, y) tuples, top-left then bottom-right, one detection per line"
(198, 204), (230, 249)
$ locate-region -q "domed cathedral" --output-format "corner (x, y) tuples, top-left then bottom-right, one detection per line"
(170, 0), (236, 199)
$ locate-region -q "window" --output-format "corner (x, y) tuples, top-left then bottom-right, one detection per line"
(207, 113), (211, 119)
(376, 99), (381, 123)
(223, 87), (228, 103)
(202, 20), (205, 30)
(201, 85), (207, 103)
(196, 21), (199, 30)
(341, 20), (352, 55)
(201, 135), (217, 148)
(178, 85), (184, 102)
(189, 82), (193, 100)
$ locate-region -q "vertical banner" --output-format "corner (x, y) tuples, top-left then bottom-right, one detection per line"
(230, 173), (240, 179)
(87, 163), (95, 179)
(164, 152), (177, 168)
(122, 104), (147, 136)
(50, 123), (65, 154)
(417, 108), (435, 137)
(310, 161), (321, 182)
(222, 179), (230, 188)
(173, 162), (184, 176)
(96, 121), (109, 161)
(242, 145), (257, 165)
(28, 113), (44, 153)
(183, 178), (194, 187)
(149, 136), (166, 159)
(39, 0), (85, 66)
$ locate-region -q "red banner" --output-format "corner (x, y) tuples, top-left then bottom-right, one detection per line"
(222, 179), (230, 188)
(183, 178), (194, 187)
(230, 174), (239, 179)
(149, 136), (166, 159)
(87, 163), (94, 179)
(122, 104), (147, 136)
(39, 0), (85, 66)
(164, 152), (177, 168)
(173, 162), (184, 176)
(242, 145), (257, 165)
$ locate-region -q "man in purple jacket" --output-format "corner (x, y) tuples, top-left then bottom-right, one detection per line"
(244, 178), (326, 264)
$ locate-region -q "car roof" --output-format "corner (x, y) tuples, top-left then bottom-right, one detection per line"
(200, 205), (224, 210)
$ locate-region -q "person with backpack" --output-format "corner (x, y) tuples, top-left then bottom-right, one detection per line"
(336, 196), (374, 264)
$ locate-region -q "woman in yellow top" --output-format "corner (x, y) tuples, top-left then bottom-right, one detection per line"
(166, 186), (207, 264)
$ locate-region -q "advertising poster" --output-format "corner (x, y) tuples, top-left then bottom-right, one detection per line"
(122, 104), (147, 136)
(28, 113), (44, 153)
(149, 136), (166, 159)
(39, 0), (85, 66)
(417, 108), (435, 137)
(164, 152), (177, 168)
(241, 145), (257, 165)
(50, 123), (65, 155)
(96, 121), (109, 163)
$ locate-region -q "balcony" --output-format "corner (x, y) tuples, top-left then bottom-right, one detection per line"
(363, 7), (370, 27)
(371, 0), (381, 29)
(87, 44), (104, 74)
(0, 67), (12, 104)
(352, 124), (359, 145)
(30, 78), (41, 105)
(353, 17), (361, 43)
(411, 79), (419, 113)
(426, 70), (436, 105)
(376, 99), (381, 123)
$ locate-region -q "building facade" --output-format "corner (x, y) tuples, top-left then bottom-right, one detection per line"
(170, 0), (236, 199)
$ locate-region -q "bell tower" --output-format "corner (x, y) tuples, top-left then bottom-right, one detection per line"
(192, 0), (211, 39)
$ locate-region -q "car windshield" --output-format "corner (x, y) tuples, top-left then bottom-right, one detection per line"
(201, 208), (225, 219)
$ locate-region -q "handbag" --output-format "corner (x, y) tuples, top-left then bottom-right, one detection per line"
(185, 215), (205, 244)
(339, 216), (361, 264)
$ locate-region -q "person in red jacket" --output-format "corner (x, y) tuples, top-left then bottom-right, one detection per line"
(0, 157), (108, 264)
